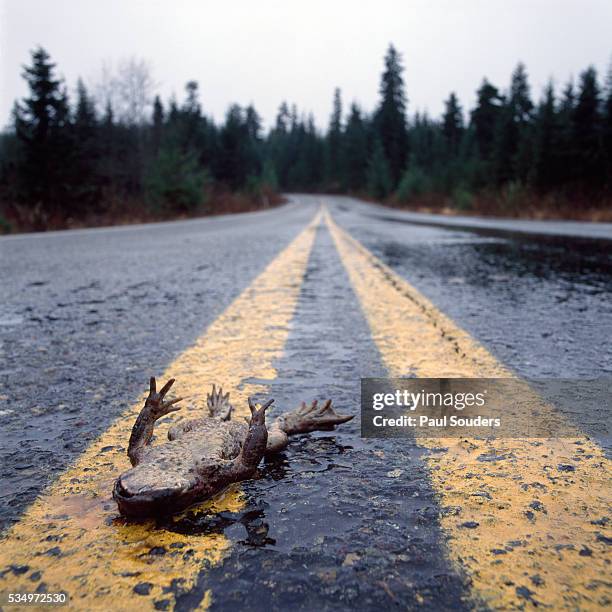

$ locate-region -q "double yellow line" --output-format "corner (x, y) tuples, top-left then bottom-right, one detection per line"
(326, 210), (611, 610)
(1, 205), (610, 610)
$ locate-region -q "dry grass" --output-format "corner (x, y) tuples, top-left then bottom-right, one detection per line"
(387, 190), (612, 222)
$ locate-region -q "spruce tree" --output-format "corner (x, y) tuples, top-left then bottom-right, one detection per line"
(509, 63), (534, 122)
(556, 79), (577, 182)
(442, 92), (464, 157)
(70, 79), (99, 210)
(152, 95), (164, 155)
(325, 87), (344, 188)
(604, 62), (612, 185)
(492, 63), (534, 184)
(13, 47), (71, 214)
(218, 104), (248, 189)
(275, 102), (290, 133)
(374, 44), (408, 186)
(302, 114), (324, 189)
(244, 104), (263, 179)
(470, 79), (503, 162)
(532, 82), (560, 190)
(572, 66), (604, 189)
(367, 139), (392, 198)
(343, 103), (369, 191)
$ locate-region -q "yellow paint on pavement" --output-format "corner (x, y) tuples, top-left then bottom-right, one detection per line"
(326, 208), (611, 610)
(0, 211), (321, 610)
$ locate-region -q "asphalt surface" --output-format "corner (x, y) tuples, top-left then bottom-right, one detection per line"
(332, 197), (612, 380)
(1, 195), (611, 610)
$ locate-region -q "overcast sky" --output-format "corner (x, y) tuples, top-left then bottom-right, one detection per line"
(1, 0), (611, 131)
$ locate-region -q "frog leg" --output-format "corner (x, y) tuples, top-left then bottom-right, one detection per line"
(229, 397), (274, 476)
(127, 377), (183, 466)
(265, 399), (353, 454)
(265, 424), (289, 454)
(206, 384), (233, 421)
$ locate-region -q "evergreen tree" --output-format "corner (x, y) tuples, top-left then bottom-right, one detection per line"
(304, 114), (324, 189)
(217, 104), (249, 189)
(70, 79), (99, 210)
(184, 80), (201, 115)
(276, 102), (290, 133)
(374, 44), (408, 186)
(442, 92), (464, 157)
(492, 63), (534, 184)
(343, 103), (369, 191)
(409, 112), (440, 170)
(245, 105), (261, 141)
(532, 82), (560, 190)
(179, 80), (204, 151)
(244, 104), (263, 180)
(509, 63), (534, 122)
(151, 95), (164, 155)
(470, 79), (503, 162)
(286, 119), (311, 189)
(367, 139), (392, 198)
(145, 146), (208, 212)
(325, 88), (344, 188)
(556, 79), (577, 182)
(74, 79), (97, 131)
(98, 100), (118, 194)
(168, 97), (179, 123)
(12, 47), (71, 214)
(572, 66), (604, 188)
(604, 62), (612, 185)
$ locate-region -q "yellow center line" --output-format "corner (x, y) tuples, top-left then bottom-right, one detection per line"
(0, 211), (321, 611)
(325, 208), (611, 610)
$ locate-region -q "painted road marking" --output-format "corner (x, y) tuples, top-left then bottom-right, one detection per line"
(0, 211), (321, 611)
(326, 208), (611, 610)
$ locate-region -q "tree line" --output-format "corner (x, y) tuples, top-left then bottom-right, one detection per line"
(269, 46), (612, 212)
(1, 45), (611, 230)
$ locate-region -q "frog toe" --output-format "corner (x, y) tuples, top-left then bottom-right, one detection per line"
(206, 384), (233, 420)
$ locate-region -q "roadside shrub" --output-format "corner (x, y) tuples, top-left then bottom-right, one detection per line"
(145, 147), (210, 213)
(260, 159), (279, 192)
(500, 180), (527, 213)
(396, 166), (432, 202)
(0, 214), (12, 234)
(452, 186), (474, 211)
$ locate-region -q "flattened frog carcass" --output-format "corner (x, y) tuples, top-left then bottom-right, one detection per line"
(113, 378), (353, 517)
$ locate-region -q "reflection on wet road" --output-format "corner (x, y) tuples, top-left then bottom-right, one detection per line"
(339, 206), (612, 379)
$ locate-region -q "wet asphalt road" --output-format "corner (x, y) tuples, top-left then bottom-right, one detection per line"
(1, 195), (611, 610)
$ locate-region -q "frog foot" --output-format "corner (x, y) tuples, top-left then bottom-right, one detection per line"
(146, 377), (183, 419)
(278, 399), (353, 435)
(128, 377), (183, 465)
(207, 384), (233, 421)
(237, 397), (274, 469)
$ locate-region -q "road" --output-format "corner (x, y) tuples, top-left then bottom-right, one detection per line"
(0, 195), (610, 611)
